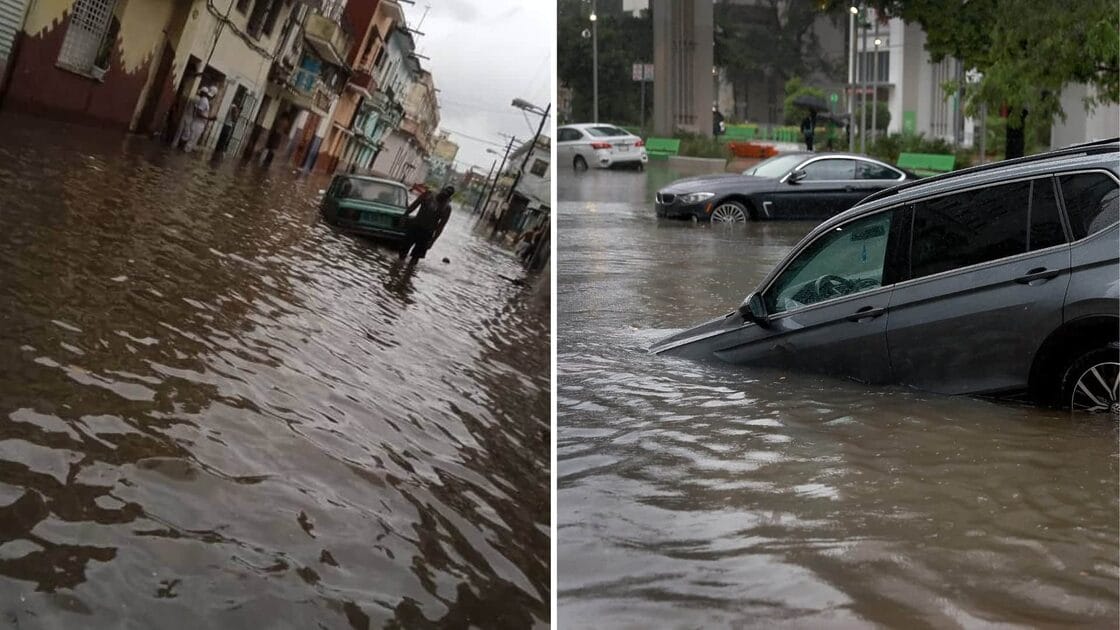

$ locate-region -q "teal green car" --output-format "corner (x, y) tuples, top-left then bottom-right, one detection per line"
(320, 175), (410, 240)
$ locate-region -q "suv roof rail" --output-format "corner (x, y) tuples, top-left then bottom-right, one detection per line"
(862, 137), (1119, 205)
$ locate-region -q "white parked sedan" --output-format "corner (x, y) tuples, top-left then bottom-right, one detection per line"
(557, 123), (649, 170)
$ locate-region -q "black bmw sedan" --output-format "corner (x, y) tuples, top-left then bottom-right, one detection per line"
(655, 152), (918, 223)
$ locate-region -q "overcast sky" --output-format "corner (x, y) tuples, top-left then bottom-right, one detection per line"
(402, 0), (553, 175)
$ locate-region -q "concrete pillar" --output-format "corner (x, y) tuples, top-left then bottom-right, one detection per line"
(652, 0), (713, 137)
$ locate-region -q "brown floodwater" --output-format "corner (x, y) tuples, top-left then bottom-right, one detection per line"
(0, 113), (550, 628)
(557, 164), (1119, 628)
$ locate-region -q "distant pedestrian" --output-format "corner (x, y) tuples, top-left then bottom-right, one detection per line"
(180, 86), (218, 152)
(712, 105), (725, 137)
(214, 103), (239, 155)
(801, 114), (815, 152)
(399, 185), (454, 261)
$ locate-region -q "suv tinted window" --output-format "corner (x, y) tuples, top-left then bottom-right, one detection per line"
(765, 210), (894, 314)
(801, 159), (855, 181)
(910, 181), (1029, 279)
(857, 161), (901, 180)
(1059, 172), (1119, 239)
(1029, 177), (1066, 251)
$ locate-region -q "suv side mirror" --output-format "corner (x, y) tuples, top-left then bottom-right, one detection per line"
(788, 170), (807, 184)
(738, 292), (770, 327)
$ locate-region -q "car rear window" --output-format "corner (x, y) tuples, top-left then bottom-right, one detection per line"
(910, 181), (1030, 279)
(1059, 172), (1119, 239)
(586, 126), (628, 137)
(857, 161), (901, 180)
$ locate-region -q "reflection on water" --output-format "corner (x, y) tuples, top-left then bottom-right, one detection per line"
(557, 165), (1119, 628)
(0, 114), (550, 628)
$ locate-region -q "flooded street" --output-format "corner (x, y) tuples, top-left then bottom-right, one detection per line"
(0, 115), (550, 628)
(557, 164), (1119, 627)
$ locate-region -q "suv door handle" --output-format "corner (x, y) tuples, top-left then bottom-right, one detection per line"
(847, 306), (886, 322)
(1014, 267), (1061, 285)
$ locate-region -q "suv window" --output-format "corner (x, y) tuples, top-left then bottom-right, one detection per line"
(1029, 177), (1066, 251)
(764, 210), (894, 314)
(1059, 172), (1119, 239)
(857, 161), (901, 180)
(801, 158), (856, 181)
(910, 181), (1030, 279)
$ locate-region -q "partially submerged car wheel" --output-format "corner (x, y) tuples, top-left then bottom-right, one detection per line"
(710, 201), (748, 224)
(1063, 346), (1120, 416)
(574, 155), (588, 171)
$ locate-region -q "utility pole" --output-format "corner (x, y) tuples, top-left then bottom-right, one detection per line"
(871, 19), (880, 144)
(847, 6), (856, 152)
(859, 13), (868, 154)
(480, 137), (516, 222)
(473, 159), (496, 213)
(591, 0), (599, 122)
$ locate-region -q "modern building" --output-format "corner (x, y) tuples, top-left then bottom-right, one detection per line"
(1050, 83), (1119, 149)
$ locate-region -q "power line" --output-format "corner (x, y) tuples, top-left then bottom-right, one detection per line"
(440, 128), (512, 149)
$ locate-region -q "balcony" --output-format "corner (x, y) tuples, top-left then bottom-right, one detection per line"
(270, 64), (334, 116)
(348, 69), (377, 96)
(303, 11), (352, 67)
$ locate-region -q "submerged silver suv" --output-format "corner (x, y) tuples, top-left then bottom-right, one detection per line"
(652, 140), (1120, 413)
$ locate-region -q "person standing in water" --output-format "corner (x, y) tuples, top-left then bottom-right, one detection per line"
(180, 86), (217, 152)
(399, 185), (454, 261)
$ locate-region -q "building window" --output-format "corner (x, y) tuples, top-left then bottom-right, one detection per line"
(261, 0), (286, 36)
(530, 158), (548, 177)
(858, 50), (889, 84)
(247, 0), (279, 38)
(57, 0), (119, 76)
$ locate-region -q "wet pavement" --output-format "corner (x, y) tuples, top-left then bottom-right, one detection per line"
(0, 114), (550, 628)
(557, 163), (1119, 628)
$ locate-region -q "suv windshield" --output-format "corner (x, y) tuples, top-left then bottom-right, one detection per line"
(335, 179), (406, 207)
(744, 154), (807, 179)
(586, 126), (629, 137)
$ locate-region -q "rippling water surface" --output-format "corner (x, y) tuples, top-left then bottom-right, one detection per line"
(0, 115), (550, 628)
(557, 165), (1119, 628)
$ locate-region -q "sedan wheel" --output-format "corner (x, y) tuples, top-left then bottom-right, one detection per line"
(574, 155), (588, 171)
(1065, 349), (1120, 415)
(710, 202), (748, 224)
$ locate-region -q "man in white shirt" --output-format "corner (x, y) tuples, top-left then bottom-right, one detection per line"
(179, 86), (218, 152)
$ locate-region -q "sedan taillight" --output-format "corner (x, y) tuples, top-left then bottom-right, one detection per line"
(590, 142), (611, 150)
(635, 139), (645, 147)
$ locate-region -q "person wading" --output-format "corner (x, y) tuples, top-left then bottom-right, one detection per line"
(399, 185), (454, 261)
(180, 86), (218, 152)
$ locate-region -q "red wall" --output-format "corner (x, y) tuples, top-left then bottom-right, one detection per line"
(3, 12), (154, 130)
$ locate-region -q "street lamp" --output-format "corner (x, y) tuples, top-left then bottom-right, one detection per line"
(847, 3), (859, 151)
(590, 0), (598, 123)
(872, 36), (882, 143)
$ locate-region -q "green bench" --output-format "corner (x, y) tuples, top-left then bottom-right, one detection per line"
(646, 137), (681, 159)
(897, 152), (956, 177)
(721, 125), (757, 142)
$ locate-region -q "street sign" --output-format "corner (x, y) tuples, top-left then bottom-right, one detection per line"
(632, 63), (653, 82)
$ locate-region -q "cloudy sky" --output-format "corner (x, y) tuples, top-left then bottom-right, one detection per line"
(401, 0), (553, 176)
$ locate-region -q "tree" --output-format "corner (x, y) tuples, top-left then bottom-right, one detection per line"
(835, 0), (1119, 158)
(716, 1), (847, 121)
(782, 76), (827, 125)
(557, 0), (652, 125)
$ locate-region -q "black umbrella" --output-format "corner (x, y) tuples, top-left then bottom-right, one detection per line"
(792, 94), (829, 113)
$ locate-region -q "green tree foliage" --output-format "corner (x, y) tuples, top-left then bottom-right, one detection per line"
(716, 1), (846, 87)
(835, 0), (1118, 155)
(857, 100), (891, 132)
(557, 0), (652, 125)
